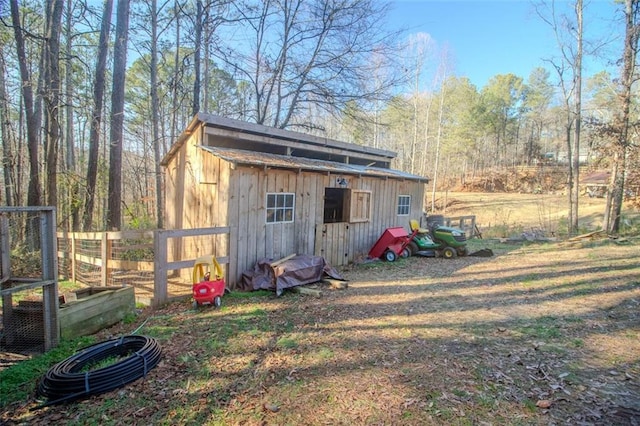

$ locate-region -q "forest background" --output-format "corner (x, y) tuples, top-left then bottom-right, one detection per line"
(0, 0), (638, 236)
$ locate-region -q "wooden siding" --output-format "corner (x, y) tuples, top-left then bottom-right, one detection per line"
(223, 165), (425, 284)
(164, 129), (230, 280)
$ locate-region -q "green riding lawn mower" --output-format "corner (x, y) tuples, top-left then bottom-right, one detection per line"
(407, 215), (468, 259)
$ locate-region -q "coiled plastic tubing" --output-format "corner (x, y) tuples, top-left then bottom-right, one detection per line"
(37, 335), (162, 407)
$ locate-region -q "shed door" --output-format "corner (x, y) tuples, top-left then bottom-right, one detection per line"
(314, 223), (350, 267)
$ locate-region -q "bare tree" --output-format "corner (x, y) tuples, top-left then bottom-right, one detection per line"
(151, 0), (162, 227)
(571, 0), (583, 235)
(148, 0), (174, 228)
(192, 0), (202, 115)
(221, 0), (403, 130)
(603, 0), (639, 233)
(83, 0), (114, 231)
(0, 47), (17, 206)
(431, 60), (448, 213)
(42, 0), (65, 208)
(64, 0), (79, 230)
(406, 33), (434, 175)
(9, 0), (44, 248)
(536, 0), (584, 235)
(9, 0), (42, 209)
(106, 0), (131, 230)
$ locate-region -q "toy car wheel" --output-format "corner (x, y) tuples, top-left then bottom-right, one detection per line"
(384, 250), (397, 262)
(213, 295), (222, 308)
(458, 246), (468, 256)
(192, 300), (199, 310)
(408, 241), (419, 255)
(442, 246), (457, 259)
(401, 247), (410, 258)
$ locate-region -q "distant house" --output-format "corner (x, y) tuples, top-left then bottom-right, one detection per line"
(580, 170), (610, 198)
(162, 114), (428, 287)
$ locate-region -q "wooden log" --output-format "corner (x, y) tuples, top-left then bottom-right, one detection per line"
(290, 286), (322, 297)
(566, 230), (605, 242)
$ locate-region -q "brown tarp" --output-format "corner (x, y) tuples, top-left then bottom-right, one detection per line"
(239, 255), (344, 296)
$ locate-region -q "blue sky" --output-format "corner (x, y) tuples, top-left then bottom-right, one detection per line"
(388, 0), (624, 89)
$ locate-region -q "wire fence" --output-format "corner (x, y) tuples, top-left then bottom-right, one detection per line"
(2, 214), (229, 356)
(1, 207), (58, 355)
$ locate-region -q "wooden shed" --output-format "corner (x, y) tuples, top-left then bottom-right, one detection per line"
(162, 113), (428, 287)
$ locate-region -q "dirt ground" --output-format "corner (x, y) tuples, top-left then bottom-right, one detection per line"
(2, 193), (639, 425)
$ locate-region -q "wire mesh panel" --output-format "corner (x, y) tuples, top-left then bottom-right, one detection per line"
(0, 207), (59, 354)
(56, 231), (157, 301)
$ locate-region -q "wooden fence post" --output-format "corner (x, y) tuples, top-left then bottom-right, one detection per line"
(70, 232), (76, 283)
(101, 232), (109, 286)
(40, 208), (59, 350)
(153, 230), (168, 306)
(0, 213), (13, 346)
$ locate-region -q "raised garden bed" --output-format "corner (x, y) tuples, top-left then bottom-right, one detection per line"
(59, 286), (135, 339)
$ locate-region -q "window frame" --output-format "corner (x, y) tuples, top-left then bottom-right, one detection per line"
(397, 195), (411, 216)
(266, 192), (295, 224)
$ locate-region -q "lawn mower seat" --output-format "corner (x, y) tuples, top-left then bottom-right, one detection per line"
(409, 219), (429, 234)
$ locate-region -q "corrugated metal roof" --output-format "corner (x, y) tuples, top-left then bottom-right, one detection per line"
(197, 113), (397, 159)
(199, 146), (429, 183)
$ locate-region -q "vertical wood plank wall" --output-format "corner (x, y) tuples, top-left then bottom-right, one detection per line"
(226, 169), (425, 285)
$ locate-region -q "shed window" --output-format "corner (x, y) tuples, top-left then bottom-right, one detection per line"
(323, 188), (371, 223)
(350, 190), (371, 223)
(397, 195), (411, 216)
(266, 193), (295, 223)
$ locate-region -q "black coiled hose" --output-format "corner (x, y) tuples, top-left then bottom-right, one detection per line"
(37, 335), (162, 407)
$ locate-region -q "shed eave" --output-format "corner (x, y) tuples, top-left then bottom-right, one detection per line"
(199, 145), (428, 183)
(160, 115), (203, 166)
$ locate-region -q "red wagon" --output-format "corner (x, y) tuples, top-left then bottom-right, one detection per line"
(368, 227), (417, 262)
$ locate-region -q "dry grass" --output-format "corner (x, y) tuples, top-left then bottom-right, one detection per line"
(2, 194), (639, 425)
(438, 191), (618, 237)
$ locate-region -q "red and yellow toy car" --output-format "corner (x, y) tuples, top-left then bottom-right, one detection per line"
(192, 255), (226, 308)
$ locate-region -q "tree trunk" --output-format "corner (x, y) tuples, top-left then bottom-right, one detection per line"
(107, 0), (131, 230)
(421, 94), (433, 177)
(83, 0), (114, 231)
(0, 48), (15, 206)
(202, 5), (210, 114)
(565, 117), (574, 234)
(570, 0), (583, 235)
(192, 0), (203, 115)
(151, 0), (164, 228)
(431, 79), (446, 212)
(10, 0), (42, 248)
(43, 0), (65, 208)
(606, 146), (626, 233)
(170, 0), (181, 150)
(65, 0), (80, 231)
(10, 0), (41, 209)
(605, 0), (637, 233)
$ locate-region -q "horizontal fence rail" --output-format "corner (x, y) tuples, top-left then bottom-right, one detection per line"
(443, 216), (479, 239)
